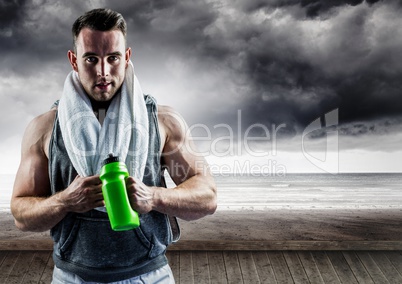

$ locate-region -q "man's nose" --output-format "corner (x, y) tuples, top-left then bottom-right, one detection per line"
(97, 60), (110, 77)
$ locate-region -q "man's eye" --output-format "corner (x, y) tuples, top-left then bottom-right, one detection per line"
(86, 57), (98, 63)
(108, 56), (119, 62)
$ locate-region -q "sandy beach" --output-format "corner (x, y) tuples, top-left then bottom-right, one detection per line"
(179, 208), (402, 241)
(2, 207), (402, 242)
(2, 173), (402, 244)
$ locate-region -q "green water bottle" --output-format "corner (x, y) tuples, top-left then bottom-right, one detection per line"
(99, 153), (140, 231)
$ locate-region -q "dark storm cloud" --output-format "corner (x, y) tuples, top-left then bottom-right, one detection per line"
(0, 0), (217, 74)
(116, 1), (218, 50)
(0, 0), (29, 56)
(235, 0), (382, 17)
(0, 0), (27, 27)
(307, 116), (402, 139)
(0, 0), (81, 74)
(172, 0), (402, 138)
(300, 0), (383, 18)
(2, 0), (402, 141)
(114, 0), (215, 27)
(0, 0), (94, 140)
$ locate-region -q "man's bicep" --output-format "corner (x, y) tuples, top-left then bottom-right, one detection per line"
(161, 115), (208, 185)
(163, 141), (202, 184)
(14, 152), (51, 198)
(12, 121), (51, 199)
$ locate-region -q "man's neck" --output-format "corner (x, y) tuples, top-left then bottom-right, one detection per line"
(91, 99), (111, 125)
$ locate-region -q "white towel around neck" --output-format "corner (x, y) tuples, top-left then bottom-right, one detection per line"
(58, 61), (149, 180)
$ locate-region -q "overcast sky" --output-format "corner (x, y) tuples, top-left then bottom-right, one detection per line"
(1, 0), (402, 174)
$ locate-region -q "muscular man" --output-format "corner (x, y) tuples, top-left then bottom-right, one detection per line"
(11, 8), (216, 283)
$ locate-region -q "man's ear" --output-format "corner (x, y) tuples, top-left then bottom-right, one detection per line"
(125, 47), (132, 69)
(67, 50), (78, 72)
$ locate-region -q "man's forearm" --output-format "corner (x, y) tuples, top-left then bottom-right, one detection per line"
(153, 174), (217, 221)
(11, 193), (68, 232)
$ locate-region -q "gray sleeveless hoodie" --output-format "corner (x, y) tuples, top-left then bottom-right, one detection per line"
(48, 95), (179, 282)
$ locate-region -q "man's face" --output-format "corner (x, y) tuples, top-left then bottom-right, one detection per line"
(68, 28), (131, 102)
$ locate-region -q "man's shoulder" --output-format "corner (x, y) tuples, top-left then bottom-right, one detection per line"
(30, 109), (57, 131)
(157, 105), (188, 146)
(24, 109), (56, 146)
(157, 105), (185, 129)
(157, 104), (175, 116)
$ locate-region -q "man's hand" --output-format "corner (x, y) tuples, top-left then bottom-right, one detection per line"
(59, 175), (104, 213)
(126, 177), (155, 214)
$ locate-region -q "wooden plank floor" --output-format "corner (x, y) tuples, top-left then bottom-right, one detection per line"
(1, 250), (402, 283)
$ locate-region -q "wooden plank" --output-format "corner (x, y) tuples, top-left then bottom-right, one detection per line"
(223, 251), (243, 283)
(166, 251), (180, 281)
(268, 252), (293, 284)
(342, 251), (374, 284)
(252, 251), (277, 283)
(179, 251), (194, 284)
(283, 251), (309, 284)
(168, 240), (402, 251)
(356, 251), (389, 283)
(39, 254), (54, 283)
(192, 251), (210, 284)
(385, 251), (402, 275)
(208, 251), (228, 284)
(237, 251), (260, 284)
(326, 251), (358, 284)
(1, 249), (401, 283)
(0, 251), (19, 283)
(297, 251), (324, 284)
(369, 251), (402, 283)
(0, 240), (53, 251)
(2, 239), (402, 251)
(22, 251), (51, 284)
(4, 251), (35, 284)
(311, 252), (340, 283)
(0, 251), (7, 267)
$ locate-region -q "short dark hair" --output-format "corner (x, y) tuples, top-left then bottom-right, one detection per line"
(72, 8), (127, 51)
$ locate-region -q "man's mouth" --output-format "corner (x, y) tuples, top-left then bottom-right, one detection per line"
(95, 82), (111, 90)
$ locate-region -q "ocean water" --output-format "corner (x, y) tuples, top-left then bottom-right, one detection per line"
(1, 173), (402, 211)
(211, 173), (402, 210)
(0, 174), (14, 211)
